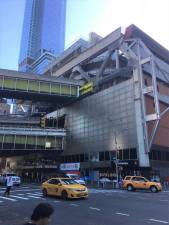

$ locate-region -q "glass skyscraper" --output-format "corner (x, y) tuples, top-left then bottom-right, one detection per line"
(19, 0), (66, 73)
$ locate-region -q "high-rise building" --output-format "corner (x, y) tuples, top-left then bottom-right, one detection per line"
(18, 0), (66, 73)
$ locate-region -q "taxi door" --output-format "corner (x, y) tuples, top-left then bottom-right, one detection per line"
(132, 177), (148, 189)
(50, 179), (61, 196)
(45, 179), (56, 195)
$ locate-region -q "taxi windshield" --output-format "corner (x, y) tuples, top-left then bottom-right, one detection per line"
(70, 175), (79, 179)
(61, 179), (78, 185)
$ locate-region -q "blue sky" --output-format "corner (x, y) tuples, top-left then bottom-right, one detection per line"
(0, 0), (169, 70)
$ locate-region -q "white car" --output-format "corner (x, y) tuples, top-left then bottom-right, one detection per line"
(65, 174), (86, 185)
(0, 173), (21, 186)
(99, 177), (112, 183)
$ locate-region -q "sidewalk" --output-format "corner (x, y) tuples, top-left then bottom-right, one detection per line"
(86, 181), (119, 189)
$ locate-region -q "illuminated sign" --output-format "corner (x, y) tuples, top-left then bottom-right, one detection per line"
(80, 82), (93, 95)
(60, 163), (80, 171)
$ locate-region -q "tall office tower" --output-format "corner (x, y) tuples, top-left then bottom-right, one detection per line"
(18, 0), (66, 74)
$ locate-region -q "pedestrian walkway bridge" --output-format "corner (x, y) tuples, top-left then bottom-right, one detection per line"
(0, 127), (66, 152)
(0, 69), (80, 103)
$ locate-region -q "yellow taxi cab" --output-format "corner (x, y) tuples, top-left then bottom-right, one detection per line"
(42, 177), (88, 199)
(122, 176), (162, 193)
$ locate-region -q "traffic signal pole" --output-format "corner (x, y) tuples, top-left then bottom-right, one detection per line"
(115, 133), (119, 188)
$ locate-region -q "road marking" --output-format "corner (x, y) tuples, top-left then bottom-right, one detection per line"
(0, 188), (40, 193)
(54, 200), (61, 203)
(70, 203), (79, 207)
(0, 196), (17, 202)
(136, 197), (148, 200)
(118, 195), (128, 198)
(0, 200), (3, 203)
(89, 207), (101, 211)
(149, 219), (169, 224)
(116, 212), (130, 216)
(17, 194), (25, 196)
(27, 195), (42, 199)
(159, 200), (169, 202)
(10, 195), (29, 200)
(21, 186), (31, 189)
(26, 193), (42, 196)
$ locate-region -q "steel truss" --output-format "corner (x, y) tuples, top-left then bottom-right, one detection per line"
(121, 38), (169, 157)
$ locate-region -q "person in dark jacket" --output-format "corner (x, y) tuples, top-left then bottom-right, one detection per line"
(23, 203), (54, 225)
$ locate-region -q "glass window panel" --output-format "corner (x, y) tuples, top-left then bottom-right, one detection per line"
(130, 148), (137, 159)
(166, 152), (169, 161)
(37, 136), (45, 146)
(123, 149), (129, 160)
(157, 151), (161, 160)
(4, 135), (14, 143)
(15, 136), (26, 144)
(153, 150), (157, 160)
(84, 153), (89, 162)
(46, 136), (55, 148)
(27, 136), (36, 145)
(105, 151), (110, 160)
(61, 85), (70, 95)
(16, 80), (28, 90)
(29, 80), (39, 92)
(99, 152), (104, 161)
(4, 78), (16, 89)
(51, 83), (60, 94)
(0, 76), (3, 88)
(40, 82), (50, 93)
(71, 86), (78, 96)
(80, 154), (84, 162)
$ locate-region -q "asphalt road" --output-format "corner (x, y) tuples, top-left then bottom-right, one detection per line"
(0, 185), (169, 225)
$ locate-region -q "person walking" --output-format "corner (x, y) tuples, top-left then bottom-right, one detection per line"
(4, 176), (13, 197)
(23, 203), (54, 225)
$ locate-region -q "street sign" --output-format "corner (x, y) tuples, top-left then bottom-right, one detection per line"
(117, 161), (128, 165)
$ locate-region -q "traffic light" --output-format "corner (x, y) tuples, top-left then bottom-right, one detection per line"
(40, 117), (46, 128)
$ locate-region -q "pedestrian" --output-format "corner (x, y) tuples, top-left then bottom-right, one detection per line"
(23, 203), (54, 225)
(4, 176), (13, 197)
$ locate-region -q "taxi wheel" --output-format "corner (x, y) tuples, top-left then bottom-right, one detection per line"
(42, 189), (48, 197)
(61, 191), (68, 200)
(127, 184), (134, 191)
(150, 186), (158, 193)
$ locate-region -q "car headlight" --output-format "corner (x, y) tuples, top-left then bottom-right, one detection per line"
(68, 188), (87, 192)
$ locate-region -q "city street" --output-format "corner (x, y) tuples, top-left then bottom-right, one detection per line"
(0, 185), (168, 225)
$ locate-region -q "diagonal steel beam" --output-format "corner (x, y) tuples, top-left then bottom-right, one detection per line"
(52, 28), (122, 78)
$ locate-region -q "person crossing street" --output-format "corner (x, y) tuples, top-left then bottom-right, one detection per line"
(3, 176), (13, 197)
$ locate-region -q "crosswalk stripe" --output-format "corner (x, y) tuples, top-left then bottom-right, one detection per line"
(27, 195), (42, 199)
(0, 200), (3, 203)
(26, 193), (42, 196)
(0, 196), (17, 201)
(10, 195), (29, 200)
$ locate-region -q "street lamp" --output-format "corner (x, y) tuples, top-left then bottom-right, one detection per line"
(114, 133), (119, 188)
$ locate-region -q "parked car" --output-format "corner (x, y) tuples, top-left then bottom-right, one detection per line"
(42, 177), (88, 199)
(99, 177), (112, 183)
(122, 176), (162, 193)
(65, 173), (86, 185)
(0, 173), (21, 186)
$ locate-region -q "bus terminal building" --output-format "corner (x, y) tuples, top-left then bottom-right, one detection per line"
(1, 24), (169, 181)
